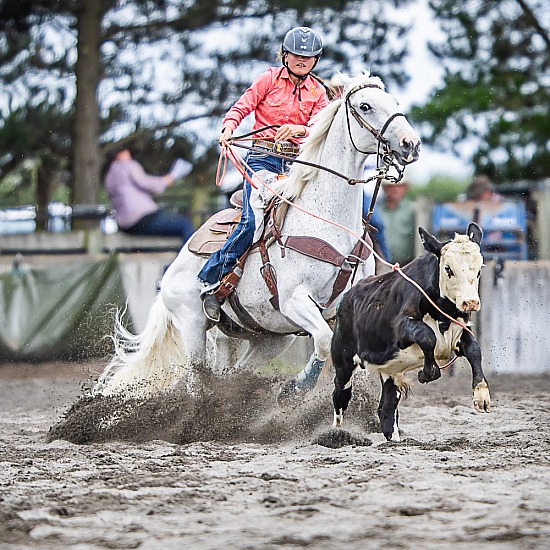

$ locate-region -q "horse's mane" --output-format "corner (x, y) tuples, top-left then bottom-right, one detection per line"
(272, 71), (386, 200)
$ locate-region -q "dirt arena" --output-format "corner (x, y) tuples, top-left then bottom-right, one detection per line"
(1, 359), (550, 549)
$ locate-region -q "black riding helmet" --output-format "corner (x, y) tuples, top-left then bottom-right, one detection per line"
(281, 27), (323, 99)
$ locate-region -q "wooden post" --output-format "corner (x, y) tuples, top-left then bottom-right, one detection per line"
(533, 178), (550, 260)
(414, 195), (433, 257)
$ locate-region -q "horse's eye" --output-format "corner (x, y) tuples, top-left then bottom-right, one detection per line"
(359, 102), (371, 113)
(445, 265), (454, 278)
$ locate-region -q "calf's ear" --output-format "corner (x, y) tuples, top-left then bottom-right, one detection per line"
(419, 227), (444, 257)
(467, 222), (483, 245)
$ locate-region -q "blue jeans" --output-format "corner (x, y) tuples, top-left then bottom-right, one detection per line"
(124, 209), (195, 242)
(198, 151), (288, 285)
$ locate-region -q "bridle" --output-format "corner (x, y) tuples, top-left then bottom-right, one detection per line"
(343, 83), (410, 224)
(345, 83), (408, 183)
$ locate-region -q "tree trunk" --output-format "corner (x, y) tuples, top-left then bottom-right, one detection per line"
(35, 156), (55, 232)
(72, 0), (102, 220)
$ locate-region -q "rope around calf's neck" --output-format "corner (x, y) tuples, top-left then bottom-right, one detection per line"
(216, 140), (474, 341)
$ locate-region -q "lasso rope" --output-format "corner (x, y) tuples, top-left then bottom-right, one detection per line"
(216, 136), (475, 351)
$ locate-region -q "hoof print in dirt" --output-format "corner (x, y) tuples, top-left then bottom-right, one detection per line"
(312, 428), (372, 449)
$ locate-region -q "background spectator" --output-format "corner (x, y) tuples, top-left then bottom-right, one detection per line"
(465, 175), (503, 203)
(104, 146), (194, 241)
(362, 158), (391, 263)
(379, 179), (416, 265)
(363, 188), (390, 262)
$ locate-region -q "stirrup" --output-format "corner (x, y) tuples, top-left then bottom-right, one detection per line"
(200, 281), (221, 297)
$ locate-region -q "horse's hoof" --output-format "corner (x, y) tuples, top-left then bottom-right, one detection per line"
(417, 370), (428, 384)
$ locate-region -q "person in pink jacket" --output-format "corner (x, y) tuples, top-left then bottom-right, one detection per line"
(199, 26), (329, 322)
(105, 146), (194, 241)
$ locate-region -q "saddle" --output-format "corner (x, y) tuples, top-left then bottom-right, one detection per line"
(187, 199), (243, 257)
(187, 188), (372, 315)
(188, 189), (284, 256)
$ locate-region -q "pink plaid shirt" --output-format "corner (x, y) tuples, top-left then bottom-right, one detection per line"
(221, 67), (328, 143)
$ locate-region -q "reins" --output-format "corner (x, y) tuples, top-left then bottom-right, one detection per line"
(216, 90), (475, 342)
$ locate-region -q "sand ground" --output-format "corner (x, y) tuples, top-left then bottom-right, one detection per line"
(1, 359), (549, 549)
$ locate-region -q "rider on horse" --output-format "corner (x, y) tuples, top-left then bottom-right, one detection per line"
(198, 26), (329, 322)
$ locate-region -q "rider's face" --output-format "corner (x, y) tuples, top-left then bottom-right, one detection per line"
(285, 53), (316, 77)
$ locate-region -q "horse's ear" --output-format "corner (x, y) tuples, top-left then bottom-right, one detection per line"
(419, 227), (445, 257)
(467, 222), (483, 246)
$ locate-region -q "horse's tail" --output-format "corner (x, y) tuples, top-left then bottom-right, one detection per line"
(93, 294), (189, 399)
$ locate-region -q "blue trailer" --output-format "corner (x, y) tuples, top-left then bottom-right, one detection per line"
(432, 200), (528, 261)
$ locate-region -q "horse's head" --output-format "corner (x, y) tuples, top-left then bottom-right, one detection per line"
(342, 72), (421, 167)
(419, 223), (484, 313)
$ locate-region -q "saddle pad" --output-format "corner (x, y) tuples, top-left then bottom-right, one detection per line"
(188, 208), (242, 257)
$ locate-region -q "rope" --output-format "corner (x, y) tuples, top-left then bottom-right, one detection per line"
(217, 135), (474, 339)
(219, 126), (372, 186)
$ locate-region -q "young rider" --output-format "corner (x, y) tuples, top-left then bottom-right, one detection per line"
(198, 26), (329, 322)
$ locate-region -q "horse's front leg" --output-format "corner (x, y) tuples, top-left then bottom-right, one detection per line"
(396, 316), (440, 384)
(457, 330), (490, 412)
(277, 289), (333, 400)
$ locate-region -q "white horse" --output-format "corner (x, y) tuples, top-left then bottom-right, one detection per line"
(94, 72), (421, 400)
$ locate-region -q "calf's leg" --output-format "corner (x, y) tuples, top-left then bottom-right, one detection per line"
(457, 331), (490, 412)
(332, 357), (358, 428)
(397, 317), (441, 384)
(378, 375), (401, 441)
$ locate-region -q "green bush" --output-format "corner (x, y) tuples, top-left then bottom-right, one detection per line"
(409, 176), (469, 203)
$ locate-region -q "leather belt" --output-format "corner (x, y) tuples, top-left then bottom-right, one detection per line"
(252, 139), (299, 156)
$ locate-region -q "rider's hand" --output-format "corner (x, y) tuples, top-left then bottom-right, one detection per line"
(218, 127), (233, 144)
(275, 124), (306, 142)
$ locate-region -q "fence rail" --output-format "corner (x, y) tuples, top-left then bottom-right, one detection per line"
(0, 231), (182, 255)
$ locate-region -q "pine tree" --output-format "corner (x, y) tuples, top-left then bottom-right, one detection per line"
(411, 0), (549, 183)
(0, 0), (413, 212)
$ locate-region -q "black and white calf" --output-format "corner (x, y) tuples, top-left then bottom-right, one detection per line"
(331, 223), (490, 441)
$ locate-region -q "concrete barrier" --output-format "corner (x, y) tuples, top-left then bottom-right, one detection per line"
(0, 232), (88, 255)
(4, 249), (545, 374)
(479, 260), (550, 374)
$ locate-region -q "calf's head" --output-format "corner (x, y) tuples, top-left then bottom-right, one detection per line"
(419, 223), (484, 312)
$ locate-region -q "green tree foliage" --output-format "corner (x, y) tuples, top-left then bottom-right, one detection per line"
(410, 0), (549, 184)
(0, 0), (413, 210)
(409, 176), (468, 204)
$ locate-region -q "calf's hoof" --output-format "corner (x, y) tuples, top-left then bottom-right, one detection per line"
(473, 380), (491, 412)
(417, 365), (441, 384)
(381, 426), (401, 442)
